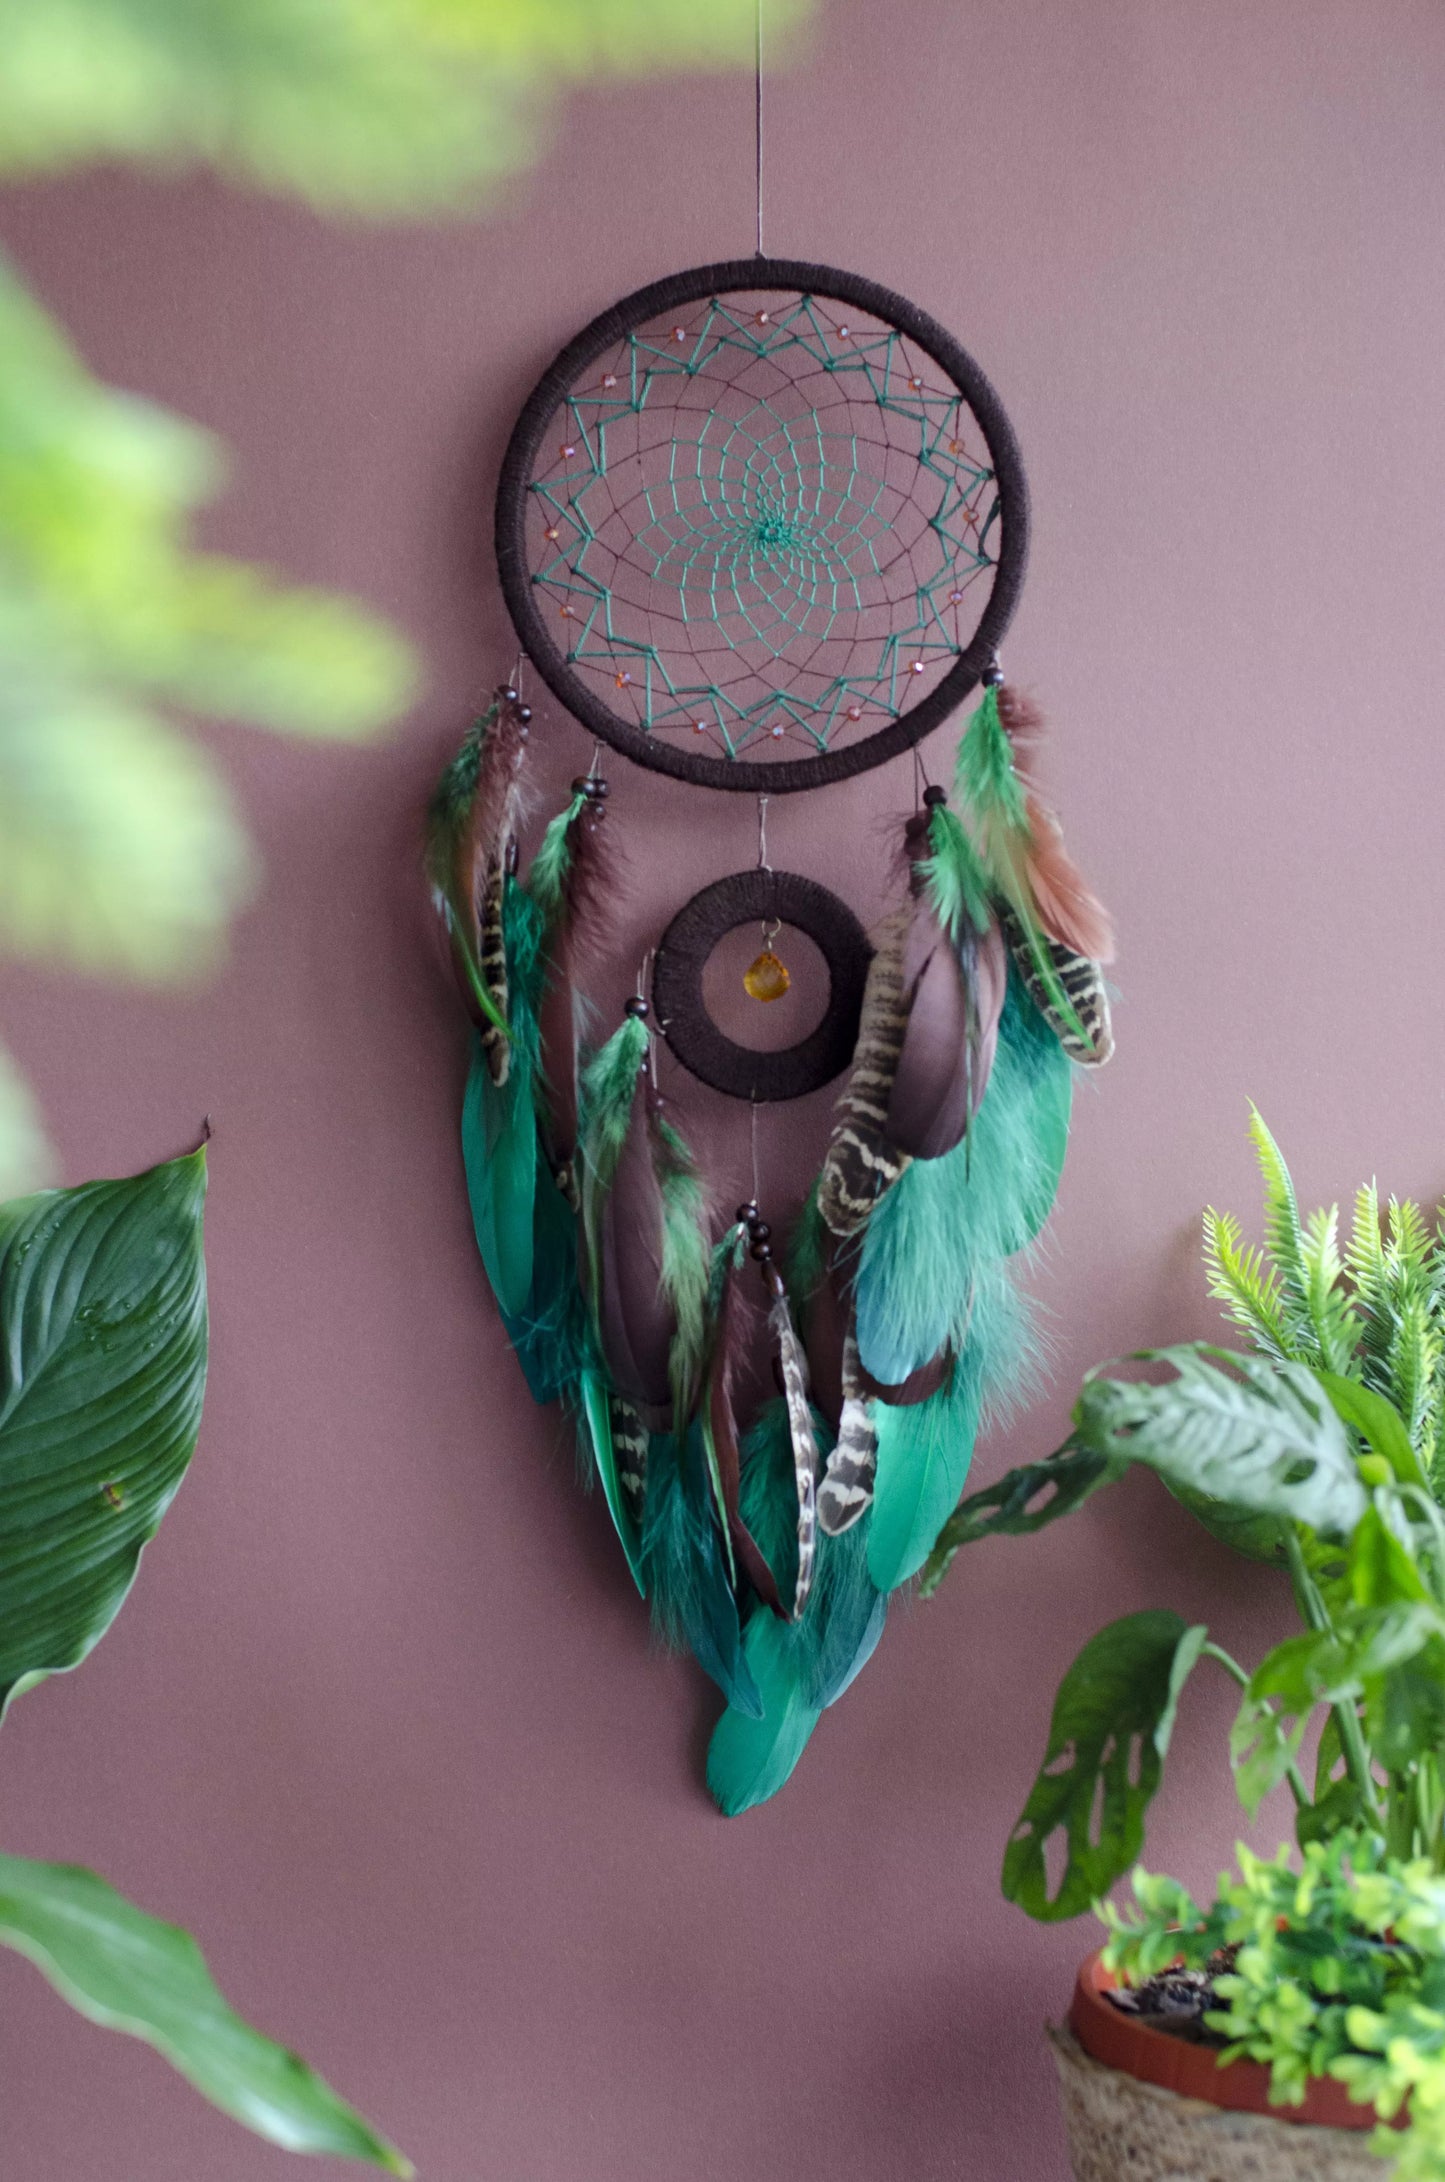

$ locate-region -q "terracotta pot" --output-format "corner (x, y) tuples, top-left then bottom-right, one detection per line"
(1047, 1952), (1398, 2182)
(1069, 1950), (1383, 2129)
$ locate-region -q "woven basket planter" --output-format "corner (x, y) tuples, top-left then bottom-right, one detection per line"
(1048, 1952), (1396, 2182)
(1050, 2025), (1388, 2182)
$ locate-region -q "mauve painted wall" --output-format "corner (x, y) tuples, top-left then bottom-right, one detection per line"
(3, 1), (1445, 2175)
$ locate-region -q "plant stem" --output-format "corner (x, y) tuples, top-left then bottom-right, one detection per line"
(1203, 1642), (1311, 1807)
(1284, 1525), (1385, 1830)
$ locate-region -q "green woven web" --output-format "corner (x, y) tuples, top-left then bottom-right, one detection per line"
(526, 289), (1001, 762)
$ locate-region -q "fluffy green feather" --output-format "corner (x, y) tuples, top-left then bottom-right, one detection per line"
(524, 789), (586, 927)
(865, 1266), (1038, 1591)
(853, 970), (1071, 1385)
(642, 1427), (760, 1718)
(653, 1111), (712, 1432)
(955, 684), (1028, 831)
(706, 1403), (887, 1815)
(578, 1014), (650, 1180)
(921, 798), (992, 946)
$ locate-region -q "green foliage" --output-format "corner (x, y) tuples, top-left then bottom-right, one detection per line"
(931, 1112), (1445, 1934)
(0, 1856), (410, 2173)
(0, 0), (811, 1186)
(1074, 1346), (1368, 1542)
(1003, 1611), (1207, 1922)
(1101, 1834), (1445, 2179)
(0, 1153), (405, 2165)
(0, 0), (801, 212)
(0, 1151), (207, 1712)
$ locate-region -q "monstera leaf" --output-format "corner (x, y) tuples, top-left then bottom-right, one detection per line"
(0, 1149), (208, 1712)
(1003, 1610), (1207, 1921)
(0, 1856), (409, 2170)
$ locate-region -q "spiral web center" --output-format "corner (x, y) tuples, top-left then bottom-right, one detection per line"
(525, 290), (1002, 761)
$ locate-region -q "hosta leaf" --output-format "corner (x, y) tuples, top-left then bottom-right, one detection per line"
(1074, 1345), (1367, 1541)
(0, 1855), (408, 2171)
(1003, 1610), (1206, 1922)
(0, 1149), (206, 1711)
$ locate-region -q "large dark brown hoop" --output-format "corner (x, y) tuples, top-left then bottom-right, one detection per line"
(495, 257), (1029, 795)
(652, 870), (872, 1101)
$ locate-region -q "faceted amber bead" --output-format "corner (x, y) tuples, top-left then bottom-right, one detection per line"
(743, 949), (790, 1002)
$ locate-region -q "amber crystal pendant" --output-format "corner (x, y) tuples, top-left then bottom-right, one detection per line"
(743, 948), (790, 1002)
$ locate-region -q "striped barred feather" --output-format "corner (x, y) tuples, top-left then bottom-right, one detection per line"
(817, 909), (911, 1237)
(817, 1334), (877, 1536)
(998, 903), (1113, 1065)
(478, 853), (512, 1083)
(610, 1396), (648, 1530)
(769, 1285), (820, 1617)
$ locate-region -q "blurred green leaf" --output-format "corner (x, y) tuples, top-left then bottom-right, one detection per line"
(0, 1150), (207, 1714)
(0, 0), (806, 211)
(0, 1854), (410, 2171)
(0, 1043), (54, 1196)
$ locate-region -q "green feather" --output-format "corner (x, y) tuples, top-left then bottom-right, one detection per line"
(922, 800), (992, 945)
(642, 1428), (760, 1718)
(854, 970), (1071, 1385)
(578, 1369), (644, 1595)
(460, 1033), (535, 1320)
(500, 1171), (590, 1406)
(955, 685), (1027, 831)
(706, 1403), (887, 1815)
(654, 1112), (712, 1431)
(578, 1014), (650, 1178)
(524, 789), (586, 926)
(865, 1270), (1037, 1592)
(707, 1612), (821, 1816)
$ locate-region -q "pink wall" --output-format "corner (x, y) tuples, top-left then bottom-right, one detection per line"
(4, 2), (1445, 2174)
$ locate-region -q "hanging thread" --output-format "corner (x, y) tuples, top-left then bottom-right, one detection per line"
(754, 0), (765, 258)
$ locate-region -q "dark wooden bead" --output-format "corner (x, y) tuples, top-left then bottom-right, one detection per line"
(922, 784), (948, 808)
(624, 996), (649, 1020)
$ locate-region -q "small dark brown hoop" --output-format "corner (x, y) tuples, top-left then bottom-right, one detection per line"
(494, 257), (1029, 795)
(652, 870), (872, 1102)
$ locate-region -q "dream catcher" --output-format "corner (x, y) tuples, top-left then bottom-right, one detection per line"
(427, 258), (1115, 1813)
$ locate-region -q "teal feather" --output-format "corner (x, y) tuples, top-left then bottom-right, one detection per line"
(642, 1427), (761, 1719)
(853, 969), (1071, 1385)
(706, 1403), (887, 1815)
(707, 1612), (822, 1816)
(578, 1369), (644, 1595)
(864, 1277), (1040, 1591)
(498, 1170), (590, 1405)
(461, 1033), (535, 1320)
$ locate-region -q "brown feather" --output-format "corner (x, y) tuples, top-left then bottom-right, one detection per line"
(817, 907), (911, 1237)
(536, 797), (623, 1176)
(886, 892), (1008, 1160)
(707, 1240), (785, 1614)
(593, 1070), (673, 1409)
(994, 683), (1115, 965)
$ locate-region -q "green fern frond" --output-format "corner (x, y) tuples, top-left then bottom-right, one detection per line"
(1388, 1293), (1440, 1463)
(1203, 1208), (1295, 1362)
(1247, 1105), (1312, 1324)
(1301, 1203), (1361, 1373)
(1346, 1182), (1391, 1376)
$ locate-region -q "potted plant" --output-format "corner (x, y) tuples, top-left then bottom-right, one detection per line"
(925, 1110), (1445, 2178)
